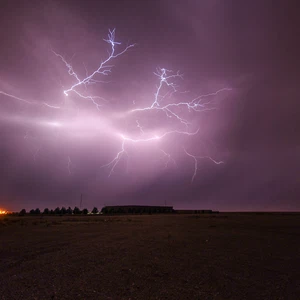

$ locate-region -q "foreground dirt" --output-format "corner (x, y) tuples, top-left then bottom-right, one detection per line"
(0, 213), (300, 299)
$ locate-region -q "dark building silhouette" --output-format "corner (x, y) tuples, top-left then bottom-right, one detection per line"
(101, 206), (219, 215)
(101, 205), (174, 214)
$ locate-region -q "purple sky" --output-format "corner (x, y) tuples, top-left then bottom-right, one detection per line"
(1, 0), (299, 211)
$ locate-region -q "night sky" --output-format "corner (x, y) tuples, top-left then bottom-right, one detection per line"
(1, 0), (299, 211)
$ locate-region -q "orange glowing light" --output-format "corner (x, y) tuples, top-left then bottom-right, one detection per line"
(0, 210), (7, 215)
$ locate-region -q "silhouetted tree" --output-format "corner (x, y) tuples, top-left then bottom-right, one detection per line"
(66, 207), (73, 214)
(73, 206), (81, 214)
(54, 207), (60, 215)
(92, 207), (98, 214)
(34, 208), (41, 214)
(19, 209), (26, 216)
(82, 208), (88, 215)
(43, 208), (49, 214)
(50, 209), (54, 214)
(60, 207), (67, 215)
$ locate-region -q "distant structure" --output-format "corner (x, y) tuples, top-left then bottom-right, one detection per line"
(100, 205), (219, 215)
(101, 205), (174, 214)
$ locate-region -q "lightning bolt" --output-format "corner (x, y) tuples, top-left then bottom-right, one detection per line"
(136, 120), (144, 135)
(160, 149), (176, 169)
(0, 29), (230, 182)
(183, 147), (224, 183)
(101, 129), (199, 175)
(101, 65), (229, 180)
(100, 140), (128, 177)
(101, 65), (229, 181)
(43, 102), (61, 109)
(67, 156), (73, 174)
(0, 91), (33, 104)
(120, 128), (199, 143)
(53, 28), (135, 109)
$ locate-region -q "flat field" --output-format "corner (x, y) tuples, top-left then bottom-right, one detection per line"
(0, 213), (300, 299)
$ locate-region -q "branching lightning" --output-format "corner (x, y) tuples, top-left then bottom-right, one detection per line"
(100, 139), (127, 177)
(0, 29), (230, 182)
(183, 147), (224, 183)
(53, 29), (135, 109)
(136, 120), (144, 135)
(100, 62), (230, 180)
(160, 149), (176, 169)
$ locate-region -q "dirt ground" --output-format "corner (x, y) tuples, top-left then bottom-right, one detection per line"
(0, 213), (300, 299)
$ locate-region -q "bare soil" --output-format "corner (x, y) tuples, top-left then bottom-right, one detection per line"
(0, 213), (300, 299)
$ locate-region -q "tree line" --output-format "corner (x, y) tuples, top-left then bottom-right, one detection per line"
(18, 207), (99, 216)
